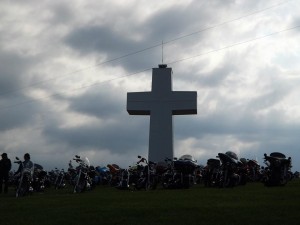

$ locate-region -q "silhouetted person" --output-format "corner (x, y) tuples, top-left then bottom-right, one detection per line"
(15, 153), (34, 175)
(0, 153), (12, 194)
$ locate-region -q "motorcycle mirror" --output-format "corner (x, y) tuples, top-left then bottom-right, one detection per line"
(138, 155), (141, 159)
(15, 157), (19, 160)
(174, 157), (177, 160)
(75, 155), (80, 158)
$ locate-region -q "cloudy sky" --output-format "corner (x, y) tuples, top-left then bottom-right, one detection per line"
(1, 0), (300, 171)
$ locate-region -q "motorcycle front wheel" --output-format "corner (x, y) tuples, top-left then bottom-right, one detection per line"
(74, 180), (86, 193)
(16, 182), (28, 197)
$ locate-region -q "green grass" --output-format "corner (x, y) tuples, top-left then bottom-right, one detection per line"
(1, 180), (300, 225)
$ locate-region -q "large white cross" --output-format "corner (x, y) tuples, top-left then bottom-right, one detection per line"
(127, 65), (197, 162)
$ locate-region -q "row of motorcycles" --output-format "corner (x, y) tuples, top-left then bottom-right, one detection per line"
(11, 151), (293, 197)
(12, 154), (201, 197)
(202, 151), (293, 188)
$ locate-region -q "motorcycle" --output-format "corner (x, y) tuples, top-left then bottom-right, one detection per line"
(95, 166), (111, 185)
(162, 155), (198, 189)
(72, 155), (92, 193)
(115, 168), (131, 190)
(107, 164), (122, 187)
(53, 168), (66, 190)
(32, 165), (47, 192)
(133, 155), (158, 190)
(14, 157), (34, 197)
(262, 152), (292, 186)
(217, 151), (240, 188)
(203, 158), (221, 187)
(246, 159), (262, 182)
(88, 166), (97, 189)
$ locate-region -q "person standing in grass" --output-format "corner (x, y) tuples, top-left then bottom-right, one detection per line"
(0, 153), (12, 194)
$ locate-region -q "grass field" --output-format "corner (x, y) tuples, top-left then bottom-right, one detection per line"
(1, 180), (300, 225)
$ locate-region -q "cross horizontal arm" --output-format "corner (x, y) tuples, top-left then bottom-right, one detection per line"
(171, 91), (197, 115)
(127, 92), (152, 115)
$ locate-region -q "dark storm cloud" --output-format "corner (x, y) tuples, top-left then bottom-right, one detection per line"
(64, 24), (160, 72)
(64, 4), (204, 54)
(198, 63), (237, 87)
(63, 2), (224, 73)
(0, 50), (41, 130)
(64, 25), (142, 57)
(68, 85), (125, 119)
(43, 84), (150, 154)
(43, 115), (149, 154)
(0, 96), (39, 131)
(63, 1), (259, 75)
(248, 89), (287, 111)
(175, 100), (300, 141)
(0, 51), (31, 97)
(142, 4), (206, 41)
(142, 1), (240, 42)
(175, 111), (252, 139)
(49, 3), (74, 24)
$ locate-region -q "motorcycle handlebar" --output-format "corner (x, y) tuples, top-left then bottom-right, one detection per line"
(73, 158), (82, 162)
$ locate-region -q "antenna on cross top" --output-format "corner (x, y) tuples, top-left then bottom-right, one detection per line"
(162, 40), (164, 64)
(159, 40), (167, 68)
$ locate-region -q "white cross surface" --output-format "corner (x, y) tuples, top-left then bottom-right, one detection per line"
(127, 66), (197, 163)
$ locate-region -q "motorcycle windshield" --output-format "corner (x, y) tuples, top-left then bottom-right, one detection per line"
(84, 157), (90, 167)
(225, 151), (238, 160)
(218, 153), (237, 164)
(179, 154), (196, 162)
